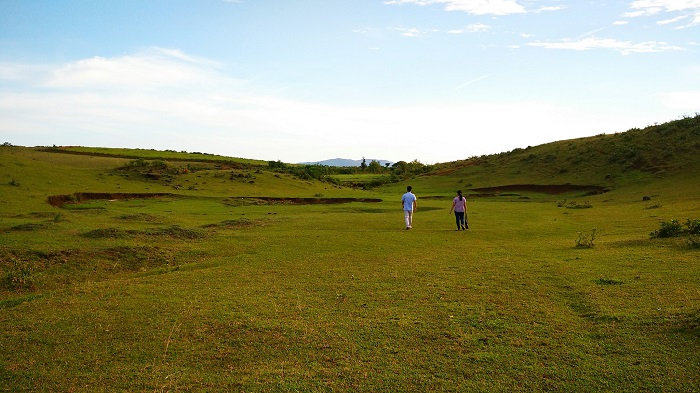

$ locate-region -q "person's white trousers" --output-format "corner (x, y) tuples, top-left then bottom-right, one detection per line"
(404, 210), (413, 228)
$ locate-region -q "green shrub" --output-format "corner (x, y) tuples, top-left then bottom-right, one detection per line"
(650, 219), (683, 238)
(686, 218), (700, 235)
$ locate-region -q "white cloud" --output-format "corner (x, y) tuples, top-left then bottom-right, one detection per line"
(535, 6), (565, 12)
(42, 48), (227, 90)
(657, 14), (691, 24)
(449, 23), (492, 33)
(0, 48), (685, 163)
(385, 0), (530, 15)
(613, 20), (630, 25)
(393, 27), (439, 37)
(527, 36), (684, 55)
(623, 0), (700, 28)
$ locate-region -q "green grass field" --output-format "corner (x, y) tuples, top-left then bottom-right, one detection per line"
(1, 117), (699, 392)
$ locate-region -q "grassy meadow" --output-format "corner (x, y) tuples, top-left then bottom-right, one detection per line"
(1, 117), (699, 392)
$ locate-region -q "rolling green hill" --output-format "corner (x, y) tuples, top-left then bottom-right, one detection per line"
(424, 113), (700, 189)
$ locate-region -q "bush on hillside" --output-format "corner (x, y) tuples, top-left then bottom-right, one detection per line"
(650, 219), (683, 238)
(118, 158), (186, 177)
(686, 218), (700, 235)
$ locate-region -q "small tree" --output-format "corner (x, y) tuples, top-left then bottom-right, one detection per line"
(360, 157), (367, 172)
(368, 160), (382, 173)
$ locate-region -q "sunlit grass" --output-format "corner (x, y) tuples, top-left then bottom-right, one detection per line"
(1, 132), (699, 392)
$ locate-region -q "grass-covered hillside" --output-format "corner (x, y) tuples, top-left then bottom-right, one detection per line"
(423, 113), (700, 192)
(0, 115), (698, 392)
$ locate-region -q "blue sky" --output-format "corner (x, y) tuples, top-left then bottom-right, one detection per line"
(1, 0), (698, 164)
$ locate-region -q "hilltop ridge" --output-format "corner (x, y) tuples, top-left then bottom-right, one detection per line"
(299, 158), (394, 167)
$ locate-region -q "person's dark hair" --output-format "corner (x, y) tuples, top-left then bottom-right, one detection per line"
(407, 186), (412, 192)
(457, 190), (463, 201)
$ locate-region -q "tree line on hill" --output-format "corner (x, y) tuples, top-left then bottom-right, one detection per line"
(269, 158), (432, 187)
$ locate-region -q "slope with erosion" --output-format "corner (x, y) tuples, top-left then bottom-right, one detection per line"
(0, 146), (377, 214)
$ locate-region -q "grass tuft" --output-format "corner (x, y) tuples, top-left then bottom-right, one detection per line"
(575, 229), (596, 248)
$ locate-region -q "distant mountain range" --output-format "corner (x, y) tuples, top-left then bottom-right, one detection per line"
(299, 158), (394, 167)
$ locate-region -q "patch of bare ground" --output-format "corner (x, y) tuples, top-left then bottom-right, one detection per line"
(47, 192), (174, 207)
(48, 193), (383, 207)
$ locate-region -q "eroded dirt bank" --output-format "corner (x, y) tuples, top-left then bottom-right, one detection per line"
(47, 193), (175, 207)
(47, 193), (382, 207)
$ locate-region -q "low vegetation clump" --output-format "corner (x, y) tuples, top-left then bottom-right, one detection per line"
(82, 227), (127, 239)
(558, 199), (592, 209)
(2, 257), (35, 292)
(83, 225), (207, 239)
(686, 234), (700, 249)
(117, 158), (189, 182)
(575, 229), (596, 248)
(687, 218), (700, 235)
(201, 218), (262, 229)
(10, 223), (49, 231)
(568, 200), (592, 209)
(141, 225), (206, 239)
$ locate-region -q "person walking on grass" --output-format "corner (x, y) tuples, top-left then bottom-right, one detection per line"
(401, 185), (417, 230)
(449, 190), (469, 230)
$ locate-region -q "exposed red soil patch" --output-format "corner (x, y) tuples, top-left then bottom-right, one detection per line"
(47, 192), (175, 207)
(47, 193), (382, 207)
(470, 184), (609, 195)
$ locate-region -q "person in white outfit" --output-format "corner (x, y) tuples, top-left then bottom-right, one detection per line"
(401, 186), (417, 230)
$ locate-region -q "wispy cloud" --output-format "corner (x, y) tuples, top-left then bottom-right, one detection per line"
(393, 27), (438, 37)
(39, 48), (225, 91)
(384, 0), (561, 15)
(449, 23), (492, 33)
(527, 36), (684, 55)
(454, 74), (491, 90)
(623, 0), (700, 28)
